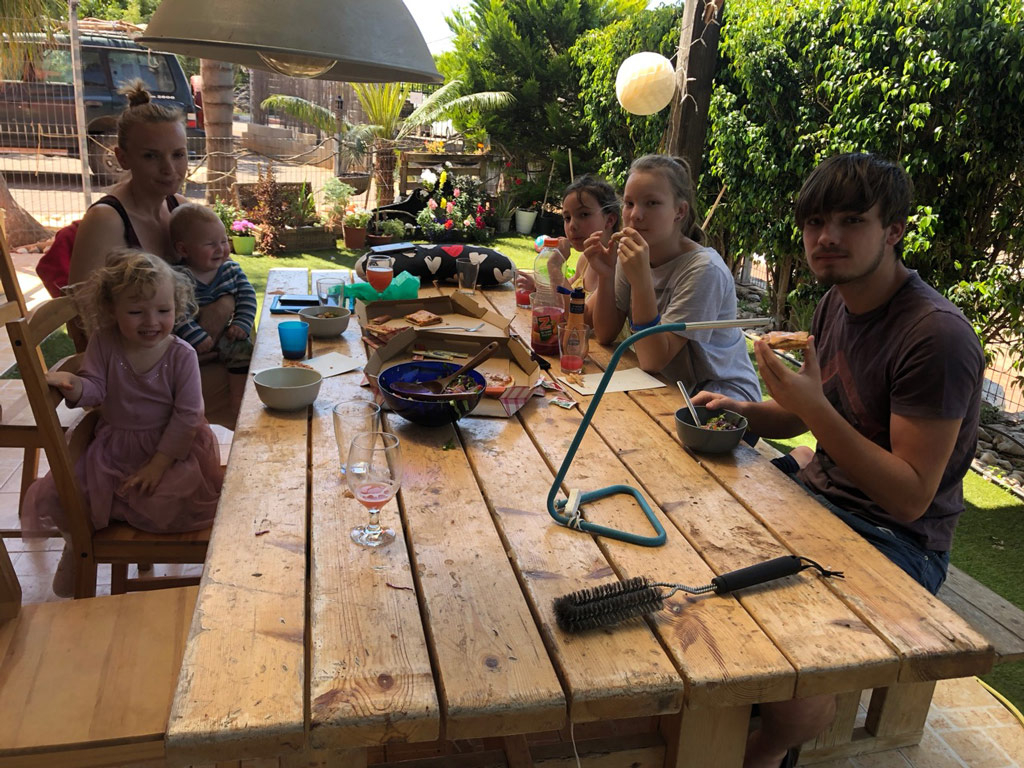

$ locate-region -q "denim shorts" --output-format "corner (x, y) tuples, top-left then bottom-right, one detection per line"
(771, 455), (949, 595)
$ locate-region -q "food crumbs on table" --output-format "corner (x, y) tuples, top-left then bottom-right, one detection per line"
(254, 529), (269, 536)
(442, 438), (457, 450)
(566, 372), (584, 386)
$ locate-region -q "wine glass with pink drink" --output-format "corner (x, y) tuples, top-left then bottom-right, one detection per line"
(366, 255), (394, 294)
(346, 431), (402, 548)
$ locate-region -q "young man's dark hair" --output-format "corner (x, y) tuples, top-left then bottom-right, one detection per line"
(795, 153), (914, 257)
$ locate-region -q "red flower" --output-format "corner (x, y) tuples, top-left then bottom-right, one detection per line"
(444, 219), (454, 230)
(515, 178), (523, 185)
(476, 204), (485, 214)
(475, 216), (485, 229)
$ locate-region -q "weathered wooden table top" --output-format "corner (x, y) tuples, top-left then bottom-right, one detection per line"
(166, 268), (994, 768)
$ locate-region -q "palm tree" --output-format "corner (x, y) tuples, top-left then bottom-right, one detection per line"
(200, 59), (236, 203)
(0, 0), (56, 245)
(353, 79), (513, 206)
(259, 94), (376, 177)
(265, 79), (514, 206)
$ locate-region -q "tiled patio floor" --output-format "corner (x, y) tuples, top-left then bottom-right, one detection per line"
(2, 248), (1022, 767)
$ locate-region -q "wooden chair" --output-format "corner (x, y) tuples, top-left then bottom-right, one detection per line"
(0, 215), (78, 533)
(0, 535), (197, 766)
(7, 297), (211, 598)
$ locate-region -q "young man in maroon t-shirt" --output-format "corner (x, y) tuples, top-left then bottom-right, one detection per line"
(695, 153), (984, 768)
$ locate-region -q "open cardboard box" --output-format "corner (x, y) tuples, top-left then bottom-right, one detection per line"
(364, 329), (541, 418)
(355, 294), (511, 340)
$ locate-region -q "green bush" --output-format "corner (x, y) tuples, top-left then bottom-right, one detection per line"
(706, 0), (1024, 355)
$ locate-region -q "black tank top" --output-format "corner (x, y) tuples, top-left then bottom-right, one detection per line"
(90, 194), (180, 248)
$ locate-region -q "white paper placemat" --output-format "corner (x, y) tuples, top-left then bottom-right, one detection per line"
(558, 368), (666, 396)
(256, 352), (360, 379)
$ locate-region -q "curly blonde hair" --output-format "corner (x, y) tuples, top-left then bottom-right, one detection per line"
(75, 249), (196, 336)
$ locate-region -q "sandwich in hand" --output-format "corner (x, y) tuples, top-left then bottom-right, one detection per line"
(760, 330), (810, 351)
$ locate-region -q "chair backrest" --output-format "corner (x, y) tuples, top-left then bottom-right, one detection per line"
(1, 537), (21, 621)
(5, 297), (95, 555)
(0, 210), (30, 327)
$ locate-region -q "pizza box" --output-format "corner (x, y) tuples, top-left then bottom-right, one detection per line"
(364, 330), (541, 418)
(355, 293), (511, 340)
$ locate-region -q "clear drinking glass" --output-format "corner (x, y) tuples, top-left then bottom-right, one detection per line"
(317, 276), (347, 307)
(346, 431), (402, 548)
(366, 255), (394, 294)
(332, 401), (381, 474)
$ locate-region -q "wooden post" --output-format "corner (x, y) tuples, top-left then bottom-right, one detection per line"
(664, 0), (725, 178)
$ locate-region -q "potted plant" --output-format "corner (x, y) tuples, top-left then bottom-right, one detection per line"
(367, 217), (407, 247)
(514, 200), (540, 235)
(320, 177), (356, 234)
(230, 219), (257, 255)
(343, 208), (371, 249)
(492, 193), (516, 233)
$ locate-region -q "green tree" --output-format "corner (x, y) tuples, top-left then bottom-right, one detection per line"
(570, 4), (683, 185)
(706, 0), (1024, 362)
(438, 0), (646, 166)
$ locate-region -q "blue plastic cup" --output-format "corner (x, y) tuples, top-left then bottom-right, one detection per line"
(278, 321), (309, 360)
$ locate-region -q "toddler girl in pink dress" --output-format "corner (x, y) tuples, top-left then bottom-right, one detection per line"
(25, 249), (223, 597)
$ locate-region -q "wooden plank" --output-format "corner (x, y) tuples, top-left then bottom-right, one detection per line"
(939, 565), (1024, 663)
(806, 689), (860, 751)
(0, 587), (195, 763)
(392, 415), (566, 740)
(487, 288), (881, 705)
(659, 705), (747, 768)
(864, 681), (936, 738)
(459, 410), (686, 723)
(629, 389), (996, 683)
(307, 280), (441, 750)
(167, 269), (311, 766)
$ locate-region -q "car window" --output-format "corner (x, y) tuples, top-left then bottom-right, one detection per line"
(34, 48), (72, 83)
(108, 50), (176, 95)
(81, 49), (106, 86)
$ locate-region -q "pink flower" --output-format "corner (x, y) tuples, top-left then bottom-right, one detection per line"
(446, 202), (455, 214)
(453, 188), (461, 197)
(428, 198), (438, 210)
(444, 219), (454, 230)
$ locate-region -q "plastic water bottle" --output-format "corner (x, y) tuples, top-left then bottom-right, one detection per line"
(530, 238), (567, 355)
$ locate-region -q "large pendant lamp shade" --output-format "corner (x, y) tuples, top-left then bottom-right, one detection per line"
(137, 0), (443, 83)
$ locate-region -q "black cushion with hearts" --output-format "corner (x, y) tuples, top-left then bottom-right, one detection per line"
(355, 244), (514, 287)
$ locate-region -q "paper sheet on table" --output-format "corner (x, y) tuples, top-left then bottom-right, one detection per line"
(256, 352), (360, 379)
(303, 352), (360, 378)
(558, 368), (666, 396)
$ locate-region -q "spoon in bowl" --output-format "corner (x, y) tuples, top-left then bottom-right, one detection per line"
(676, 381), (703, 427)
(390, 342), (500, 398)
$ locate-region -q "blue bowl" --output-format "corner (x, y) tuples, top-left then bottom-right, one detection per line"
(377, 361), (486, 427)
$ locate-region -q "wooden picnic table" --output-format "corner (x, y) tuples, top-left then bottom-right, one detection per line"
(166, 268), (995, 768)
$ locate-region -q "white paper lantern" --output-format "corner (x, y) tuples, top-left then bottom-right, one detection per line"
(615, 52), (676, 115)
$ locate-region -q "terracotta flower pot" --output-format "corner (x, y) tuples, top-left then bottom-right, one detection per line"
(343, 225), (367, 250)
(366, 233), (394, 247)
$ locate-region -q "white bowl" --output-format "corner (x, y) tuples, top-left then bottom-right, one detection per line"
(253, 366), (322, 411)
(298, 305), (351, 338)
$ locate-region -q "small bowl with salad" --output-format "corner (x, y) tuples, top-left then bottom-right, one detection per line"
(674, 405), (748, 454)
(298, 305), (351, 338)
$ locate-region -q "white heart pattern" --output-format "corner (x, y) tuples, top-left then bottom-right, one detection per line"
(467, 251), (488, 266)
(494, 266), (514, 284)
(424, 256), (443, 274)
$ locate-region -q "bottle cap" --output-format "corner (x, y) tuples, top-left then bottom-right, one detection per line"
(542, 237), (560, 248)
